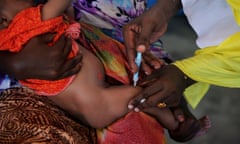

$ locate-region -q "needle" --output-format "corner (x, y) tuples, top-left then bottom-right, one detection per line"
(133, 52), (142, 87)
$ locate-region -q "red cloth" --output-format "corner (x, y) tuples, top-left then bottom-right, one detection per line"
(98, 112), (166, 144)
(0, 6), (79, 96)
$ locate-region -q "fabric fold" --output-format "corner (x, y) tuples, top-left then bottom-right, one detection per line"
(227, 0), (240, 26)
(174, 31), (240, 108)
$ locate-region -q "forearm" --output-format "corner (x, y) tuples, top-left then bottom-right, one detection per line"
(100, 85), (142, 123)
(42, 0), (73, 20)
(83, 85), (141, 128)
(49, 85), (141, 128)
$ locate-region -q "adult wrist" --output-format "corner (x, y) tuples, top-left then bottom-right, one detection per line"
(169, 64), (195, 88)
(183, 74), (195, 87)
(156, 0), (182, 21)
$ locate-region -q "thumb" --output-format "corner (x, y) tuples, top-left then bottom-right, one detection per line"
(123, 24), (139, 73)
(136, 23), (154, 52)
(40, 33), (56, 43)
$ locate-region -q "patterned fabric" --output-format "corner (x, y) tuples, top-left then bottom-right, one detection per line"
(73, 0), (171, 61)
(73, 0), (145, 34)
(0, 87), (97, 143)
(78, 22), (131, 84)
(0, 6), (79, 96)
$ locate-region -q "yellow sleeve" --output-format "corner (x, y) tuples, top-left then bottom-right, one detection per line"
(173, 32), (240, 108)
(227, 0), (240, 26)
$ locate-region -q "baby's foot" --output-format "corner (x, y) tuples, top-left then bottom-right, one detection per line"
(168, 115), (211, 142)
(195, 116), (211, 137)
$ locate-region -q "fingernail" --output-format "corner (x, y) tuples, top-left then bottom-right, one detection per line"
(145, 71), (150, 75)
(131, 68), (135, 73)
(140, 98), (146, 104)
(137, 45), (146, 52)
(134, 107), (140, 112)
(128, 104), (134, 109)
(154, 65), (160, 69)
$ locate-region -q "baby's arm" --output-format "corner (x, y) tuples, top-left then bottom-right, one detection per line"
(50, 83), (141, 129)
(41, 0), (72, 20)
(48, 46), (142, 128)
(142, 107), (179, 131)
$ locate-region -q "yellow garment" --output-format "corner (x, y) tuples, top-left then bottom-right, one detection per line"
(173, 0), (240, 108)
(227, 0), (240, 26)
(175, 33), (240, 108)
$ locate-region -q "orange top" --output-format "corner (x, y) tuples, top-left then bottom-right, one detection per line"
(0, 6), (80, 96)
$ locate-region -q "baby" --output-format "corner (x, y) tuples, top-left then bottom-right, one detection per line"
(0, 0), (210, 143)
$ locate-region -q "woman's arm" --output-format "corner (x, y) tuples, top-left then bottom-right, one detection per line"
(41, 0), (72, 20)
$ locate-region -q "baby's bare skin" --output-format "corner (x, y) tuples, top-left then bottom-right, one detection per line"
(49, 45), (141, 128)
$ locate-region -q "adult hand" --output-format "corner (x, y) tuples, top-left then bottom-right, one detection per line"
(123, 0), (181, 74)
(0, 33), (82, 80)
(128, 64), (194, 110)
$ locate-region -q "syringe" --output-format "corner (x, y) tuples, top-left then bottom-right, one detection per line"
(133, 52), (142, 87)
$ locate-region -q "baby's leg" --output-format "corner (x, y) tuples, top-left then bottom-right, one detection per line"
(168, 99), (211, 142)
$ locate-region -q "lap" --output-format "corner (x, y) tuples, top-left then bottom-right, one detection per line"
(0, 87), (97, 144)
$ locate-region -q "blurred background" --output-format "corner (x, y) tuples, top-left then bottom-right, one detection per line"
(161, 15), (240, 144)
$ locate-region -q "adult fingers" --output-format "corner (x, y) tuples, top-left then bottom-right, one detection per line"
(149, 23), (168, 43)
(128, 79), (164, 109)
(138, 69), (162, 87)
(59, 63), (82, 79)
(135, 90), (168, 111)
(141, 51), (164, 74)
(140, 58), (152, 75)
(123, 24), (140, 73)
(51, 35), (72, 61)
(134, 88), (182, 112)
(61, 36), (73, 59)
(47, 35), (82, 80)
(57, 53), (83, 79)
(40, 33), (56, 43)
(135, 21), (154, 52)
